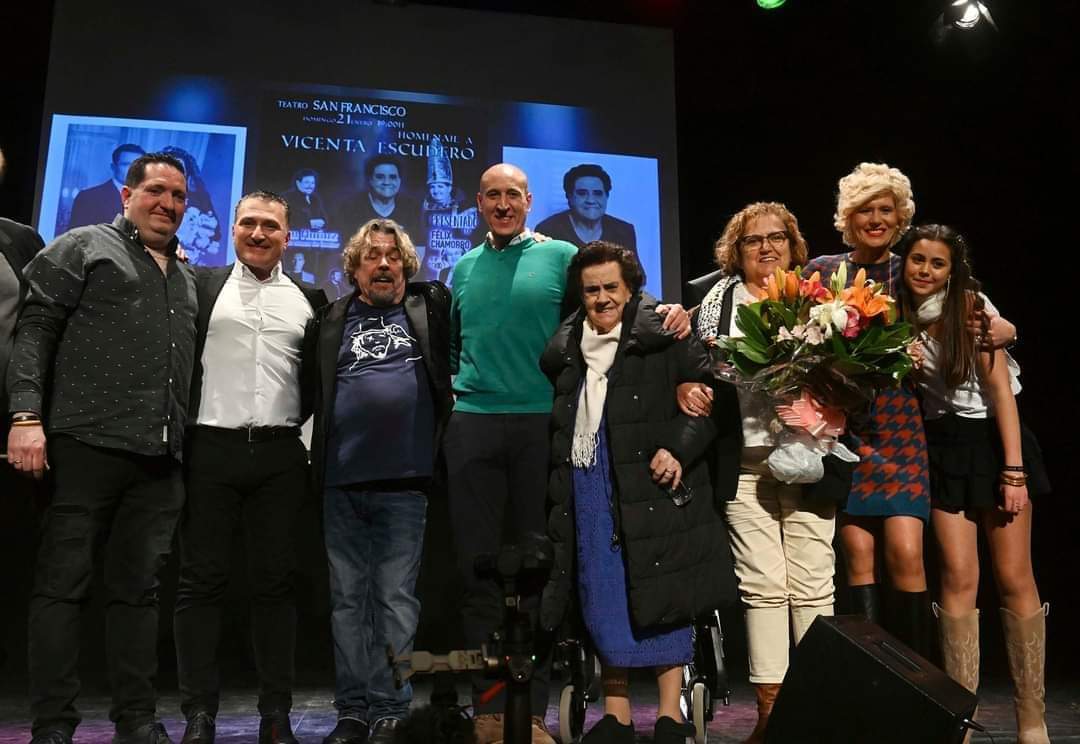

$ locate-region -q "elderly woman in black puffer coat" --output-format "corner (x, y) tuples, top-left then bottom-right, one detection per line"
(539, 241), (736, 744)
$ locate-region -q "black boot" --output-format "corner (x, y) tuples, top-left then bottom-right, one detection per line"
(259, 713), (299, 744)
(891, 590), (934, 660)
(849, 583), (880, 625)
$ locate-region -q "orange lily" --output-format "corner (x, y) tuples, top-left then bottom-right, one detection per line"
(841, 269), (893, 322)
(783, 271), (799, 301)
(765, 272), (781, 301)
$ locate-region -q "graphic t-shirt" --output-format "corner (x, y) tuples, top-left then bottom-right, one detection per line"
(325, 300), (434, 486)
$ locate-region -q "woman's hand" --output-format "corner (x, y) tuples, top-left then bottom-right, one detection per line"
(967, 308), (1016, 351)
(907, 339), (925, 370)
(650, 447), (683, 488)
(676, 382), (713, 417)
(656, 303), (691, 339)
(999, 483), (1029, 515)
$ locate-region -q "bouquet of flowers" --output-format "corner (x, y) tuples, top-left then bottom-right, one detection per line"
(712, 263), (915, 483)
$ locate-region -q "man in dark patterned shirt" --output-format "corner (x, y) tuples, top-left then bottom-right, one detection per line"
(6, 152), (198, 744)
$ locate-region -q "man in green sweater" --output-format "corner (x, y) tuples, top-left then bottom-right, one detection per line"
(446, 164), (686, 744)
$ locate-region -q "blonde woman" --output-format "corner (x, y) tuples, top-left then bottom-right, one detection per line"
(802, 163), (1015, 656)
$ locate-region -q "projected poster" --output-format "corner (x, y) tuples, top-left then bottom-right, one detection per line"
(506, 147), (661, 292)
(37, 115), (246, 266)
(36, 0), (680, 299)
(37, 84), (663, 297)
(256, 89), (486, 295)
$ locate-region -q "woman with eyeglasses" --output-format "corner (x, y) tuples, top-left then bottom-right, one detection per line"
(683, 202), (843, 743)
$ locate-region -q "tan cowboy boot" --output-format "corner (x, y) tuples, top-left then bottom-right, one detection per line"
(1000, 604), (1050, 744)
(934, 603), (979, 744)
(744, 683), (781, 744)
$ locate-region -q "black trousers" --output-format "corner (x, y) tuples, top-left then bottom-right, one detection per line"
(29, 435), (184, 737)
(173, 427), (308, 718)
(443, 412), (551, 715)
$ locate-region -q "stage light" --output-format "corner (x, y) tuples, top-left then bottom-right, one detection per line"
(757, 0), (787, 9)
(943, 0), (997, 31)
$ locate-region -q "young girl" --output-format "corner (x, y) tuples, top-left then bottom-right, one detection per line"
(899, 224), (1051, 744)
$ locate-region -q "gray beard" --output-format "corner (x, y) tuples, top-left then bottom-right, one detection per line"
(362, 285), (399, 307)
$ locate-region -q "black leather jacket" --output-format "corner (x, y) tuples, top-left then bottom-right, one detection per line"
(304, 281), (453, 495)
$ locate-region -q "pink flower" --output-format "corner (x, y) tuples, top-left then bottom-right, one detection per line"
(842, 307), (863, 338)
(799, 271), (833, 303)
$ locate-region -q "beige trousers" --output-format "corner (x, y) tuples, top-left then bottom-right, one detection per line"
(725, 463), (837, 683)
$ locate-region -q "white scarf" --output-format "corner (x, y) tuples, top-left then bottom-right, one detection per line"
(916, 288), (947, 324)
(571, 321), (622, 468)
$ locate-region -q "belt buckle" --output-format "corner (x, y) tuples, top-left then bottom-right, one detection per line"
(247, 426), (258, 443)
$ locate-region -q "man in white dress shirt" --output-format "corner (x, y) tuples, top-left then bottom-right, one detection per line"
(173, 191), (327, 744)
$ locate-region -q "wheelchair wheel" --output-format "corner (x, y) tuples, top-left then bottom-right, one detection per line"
(559, 683), (587, 743)
(690, 680), (710, 744)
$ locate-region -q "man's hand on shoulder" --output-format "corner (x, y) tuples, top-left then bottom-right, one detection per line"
(656, 303), (691, 339)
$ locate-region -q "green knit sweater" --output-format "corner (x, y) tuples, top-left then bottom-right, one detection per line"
(449, 234), (578, 413)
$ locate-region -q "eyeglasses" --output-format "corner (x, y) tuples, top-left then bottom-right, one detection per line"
(738, 231), (790, 251)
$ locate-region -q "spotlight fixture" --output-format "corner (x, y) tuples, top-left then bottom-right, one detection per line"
(943, 0), (997, 31)
(756, 0), (787, 8)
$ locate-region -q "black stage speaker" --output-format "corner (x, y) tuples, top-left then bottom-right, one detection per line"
(765, 615), (978, 744)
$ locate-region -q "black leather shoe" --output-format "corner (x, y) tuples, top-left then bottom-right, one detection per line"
(321, 718), (368, 744)
(653, 716), (695, 744)
(367, 718), (399, 744)
(259, 713), (300, 744)
(112, 722), (174, 744)
(30, 731), (73, 744)
(180, 712), (216, 744)
(582, 714), (634, 743)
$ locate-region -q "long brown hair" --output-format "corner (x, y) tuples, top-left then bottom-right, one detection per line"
(897, 224), (981, 389)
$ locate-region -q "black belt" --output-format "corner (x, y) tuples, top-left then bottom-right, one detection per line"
(195, 424), (301, 443)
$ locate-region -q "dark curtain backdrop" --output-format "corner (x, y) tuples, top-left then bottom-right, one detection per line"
(1, 0), (1076, 692)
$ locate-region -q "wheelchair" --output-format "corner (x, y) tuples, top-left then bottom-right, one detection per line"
(554, 609), (731, 744)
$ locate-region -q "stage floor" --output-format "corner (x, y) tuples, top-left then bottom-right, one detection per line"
(0, 680), (1078, 743)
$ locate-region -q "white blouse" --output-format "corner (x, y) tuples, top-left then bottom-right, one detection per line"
(727, 282), (780, 447)
(916, 295), (1021, 420)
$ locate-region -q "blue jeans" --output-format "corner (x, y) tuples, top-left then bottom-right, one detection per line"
(324, 485), (427, 722)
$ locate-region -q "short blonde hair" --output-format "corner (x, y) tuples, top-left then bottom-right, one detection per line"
(834, 162), (915, 248)
(714, 201), (809, 276)
(343, 218), (420, 283)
